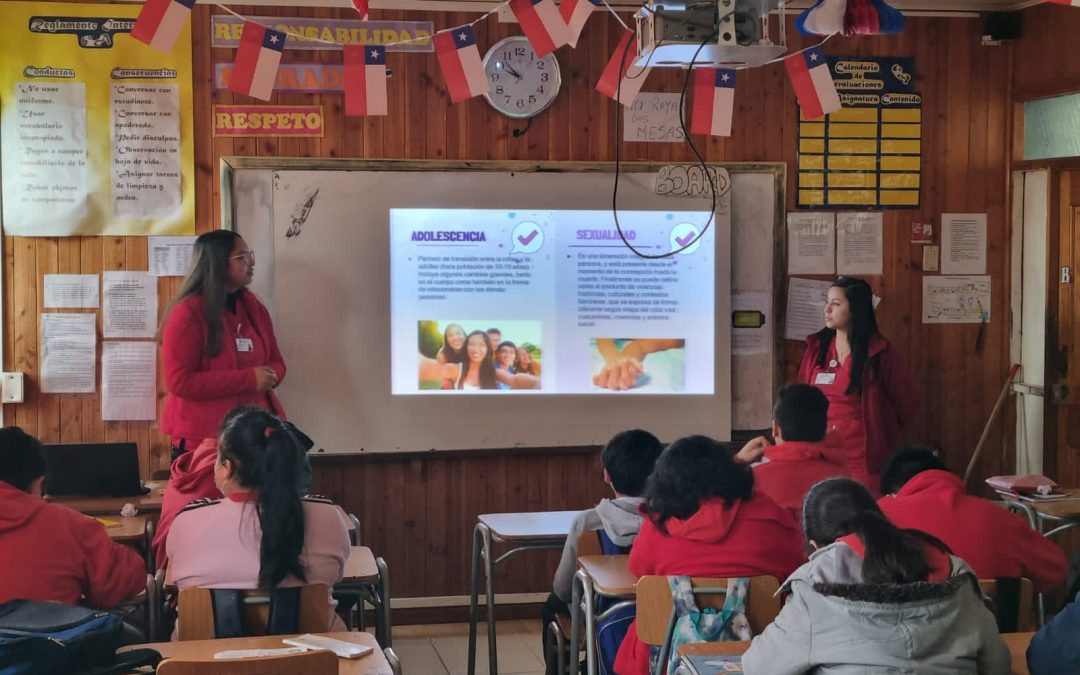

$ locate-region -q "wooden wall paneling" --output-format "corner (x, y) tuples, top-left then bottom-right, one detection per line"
(102, 238), (128, 448)
(3, 233), (15, 429)
(1012, 5), (1080, 99)
(57, 240), (83, 444)
(79, 238), (104, 443)
(12, 238), (38, 437)
(35, 239), (59, 443)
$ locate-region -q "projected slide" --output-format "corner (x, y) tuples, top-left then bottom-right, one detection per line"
(390, 209), (715, 395)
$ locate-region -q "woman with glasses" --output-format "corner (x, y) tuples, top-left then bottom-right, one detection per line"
(158, 231), (287, 460)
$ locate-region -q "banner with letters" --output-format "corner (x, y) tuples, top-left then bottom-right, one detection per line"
(0, 2), (195, 236)
(211, 15), (434, 52)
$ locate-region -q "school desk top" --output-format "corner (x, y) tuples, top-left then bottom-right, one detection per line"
(99, 514), (149, 544)
(46, 481), (165, 515)
(577, 554), (634, 596)
(997, 489), (1080, 519)
(477, 510), (580, 540)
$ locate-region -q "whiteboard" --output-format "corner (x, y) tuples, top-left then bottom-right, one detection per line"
(224, 159), (782, 453)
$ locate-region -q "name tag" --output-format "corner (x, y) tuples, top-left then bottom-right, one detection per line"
(235, 337), (254, 353)
(815, 372), (837, 386)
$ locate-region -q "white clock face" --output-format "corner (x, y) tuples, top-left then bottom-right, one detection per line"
(482, 37), (561, 119)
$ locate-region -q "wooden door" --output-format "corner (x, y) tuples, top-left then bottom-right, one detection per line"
(1049, 170), (1080, 485)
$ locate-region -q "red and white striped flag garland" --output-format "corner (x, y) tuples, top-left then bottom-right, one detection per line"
(509, 0), (571, 57)
(131, 0), (195, 53)
(434, 25), (489, 103)
(690, 68), (736, 137)
(229, 21), (286, 101)
(596, 28), (651, 106)
(783, 46), (841, 120)
(561, 0), (603, 49)
(351, 0), (370, 20)
(344, 44), (387, 116)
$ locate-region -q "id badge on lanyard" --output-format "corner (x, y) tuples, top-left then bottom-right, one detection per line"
(815, 372), (837, 386)
(236, 337), (254, 352)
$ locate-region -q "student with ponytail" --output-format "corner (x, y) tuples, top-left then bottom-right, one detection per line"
(166, 406), (349, 634)
(743, 478), (1009, 675)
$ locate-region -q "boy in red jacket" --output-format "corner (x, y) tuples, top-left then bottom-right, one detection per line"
(878, 447), (1067, 593)
(0, 427), (146, 608)
(735, 384), (848, 528)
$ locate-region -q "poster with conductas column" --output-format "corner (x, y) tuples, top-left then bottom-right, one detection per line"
(0, 2), (194, 236)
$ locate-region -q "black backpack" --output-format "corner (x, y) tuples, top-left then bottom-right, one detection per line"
(0, 600), (160, 675)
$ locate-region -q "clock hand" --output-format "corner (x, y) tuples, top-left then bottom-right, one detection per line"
(503, 63), (524, 80)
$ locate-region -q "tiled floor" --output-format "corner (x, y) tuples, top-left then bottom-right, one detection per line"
(391, 620), (546, 675)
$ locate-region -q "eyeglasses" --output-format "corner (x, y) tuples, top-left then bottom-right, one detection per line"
(231, 250), (255, 263)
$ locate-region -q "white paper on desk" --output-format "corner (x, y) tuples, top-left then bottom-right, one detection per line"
(102, 341), (156, 421)
(923, 275), (991, 324)
(941, 213), (987, 275)
(732, 292), (770, 355)
(40, 313), (96, 394)
(785, 278), (833, 341)
(837, 212), (883, 275)
(149, 236), (196, 277)
(103, 271), (157, 338)
(44, 274), (99, 308)
(787, 212), (835, 274)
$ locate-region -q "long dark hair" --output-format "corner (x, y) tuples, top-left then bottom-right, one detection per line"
(438, 323), (466, 364)
(158, 230), (240, 357)
(218, 406), (308, 589)
(812, 277), (880, 395)
(458, 330), (497, 389)
(803, 478), (951, 584)
(643, 436), (754, 535)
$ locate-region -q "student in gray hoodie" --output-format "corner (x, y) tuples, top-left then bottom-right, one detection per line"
(743, 477), (1010, 675)
(541, 429), (663, 672)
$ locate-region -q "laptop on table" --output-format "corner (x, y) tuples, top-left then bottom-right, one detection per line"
(42, 442), (149, 498)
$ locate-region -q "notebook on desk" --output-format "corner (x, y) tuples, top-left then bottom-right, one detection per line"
(679, 654), (743, 675)
(42, 442), (149, 497)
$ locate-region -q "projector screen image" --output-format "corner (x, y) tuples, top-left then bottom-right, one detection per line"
(391, 209), (715, 395)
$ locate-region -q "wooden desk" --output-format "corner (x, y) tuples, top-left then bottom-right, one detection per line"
(998, 489), (1080, 536)
(119, 631), (391, 674)
(342, 546), (378, 582)
(577, 555), (634, 596)
(571, 555), (635, 675)
(468, 510), (579, 675)
(676, 632), (1035, 675)
(100, 515), (149, 544)
(47, 481), (165, 515)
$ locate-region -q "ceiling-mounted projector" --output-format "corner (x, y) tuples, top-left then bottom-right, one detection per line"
(635, 0), (788, 69)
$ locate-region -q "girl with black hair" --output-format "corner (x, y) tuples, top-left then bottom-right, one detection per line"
(798, 277), (918, 493)
(742, 478), (1009, 675)
(613, 436), (804, 675)
(166, 407), (349, 634)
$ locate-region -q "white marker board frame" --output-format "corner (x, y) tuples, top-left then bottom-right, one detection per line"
(221, 158), (784, 454)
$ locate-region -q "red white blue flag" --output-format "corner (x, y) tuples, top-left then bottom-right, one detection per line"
(229, 21), (286, 101)
(690, 68), (736, 137)
(784, 46), (841, 120)
(131, 0), (195, 53)
(344, 45), (387, 116)
(596, 28), (651, 107)
(434, 26), (488, 103)
(561, 0), (603, 48)
(509, 0), (571, 57)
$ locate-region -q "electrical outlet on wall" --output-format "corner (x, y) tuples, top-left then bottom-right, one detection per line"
(1, 373), (24, 403)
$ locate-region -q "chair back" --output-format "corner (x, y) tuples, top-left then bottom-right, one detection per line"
(635, 575), (781, 645)
(576, 530), (603, 557)
(177, 584), (331, 641)
(156, 649), (337, 675)
(979, 578), (1035, 632)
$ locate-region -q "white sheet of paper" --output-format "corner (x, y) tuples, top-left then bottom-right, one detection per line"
(837, 212), (883, 275)
(787, 212), (836, 274)
(941, 213), (987, 275)
(103, 271), (157, 338)
(40, 313), (96, 394)
(111, 84), (182, 220)
(44, 274), (99, 308)
(732, 292), (770, 355)
(923, 275), (991, 324)
(149, 236), (196, 277)
(102, 341), (157, 421)
(785, 278), (833, 341)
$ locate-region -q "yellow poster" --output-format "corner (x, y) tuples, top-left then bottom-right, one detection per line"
(0, 2), (194, 236)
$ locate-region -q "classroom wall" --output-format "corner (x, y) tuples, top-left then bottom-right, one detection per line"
(2, 4), (1021, 601)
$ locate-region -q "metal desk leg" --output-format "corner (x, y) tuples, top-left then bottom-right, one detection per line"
(484, 525), (498, 675)
(569, 570), (585, 675)
(467, 523), (484, 675)
(582, 577), (597, 675)
(376, 556), (392, 648)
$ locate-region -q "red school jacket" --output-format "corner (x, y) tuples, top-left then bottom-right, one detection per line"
(613, 495), (805, 675)
(161, 290), (286, 442)
(878, 470), (1067, 593)
(798, 333), (919, 475)
(753, 441), (848, 529)
(151, 438), (221, 571)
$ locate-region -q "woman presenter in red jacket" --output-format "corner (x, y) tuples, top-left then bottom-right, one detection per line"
(798, 277), (918, 494)
(159, 231), (286, 459)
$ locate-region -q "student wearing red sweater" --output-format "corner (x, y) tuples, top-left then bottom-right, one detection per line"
(877, 447), (1067, 593)
(735, 384), (848, 528)
(613, 435), (805, 675)
(0, 427), (146, 608)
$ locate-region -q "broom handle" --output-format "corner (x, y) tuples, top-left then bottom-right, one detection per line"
(963, 363), (1021, 486)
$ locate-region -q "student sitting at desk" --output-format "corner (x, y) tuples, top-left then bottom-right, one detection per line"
(1027, 589), (1080, 674)
(877, 446), (1067, 593)
(166, 407), (349, 634)
(542, 429), (663, 672)
(614, 435), (804, 675)
(743, 478), (1009, 675)
(735, 384), (847, 529)
(0, 427), (146, 608)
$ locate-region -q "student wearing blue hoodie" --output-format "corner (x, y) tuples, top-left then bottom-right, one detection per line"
(1027, 590), (1080, 674)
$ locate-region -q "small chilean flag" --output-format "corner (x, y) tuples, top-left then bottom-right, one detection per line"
(229, 22), (286, 101)
(131, 0), (195, 53)
(596, 28), (651, 106)
(509, 0), (571, 57)
(784, 46), (841, 120)
(344, 45), (387, 116)
(561, 0), (602, 48)
(434, 26), (488, 103)
(690, 68), (736, 137)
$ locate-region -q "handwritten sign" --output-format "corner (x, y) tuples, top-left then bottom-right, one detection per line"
(624, 93), (685, 144)
(655, 164), (731, 198)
